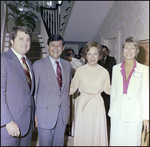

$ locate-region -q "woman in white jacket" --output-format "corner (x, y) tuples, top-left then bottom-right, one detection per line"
(108, 37), (149, 146)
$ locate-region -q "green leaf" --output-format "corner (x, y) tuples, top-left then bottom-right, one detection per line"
(6, 1), (39, 32)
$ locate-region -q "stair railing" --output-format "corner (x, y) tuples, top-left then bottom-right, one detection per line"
(40, 1), (74, 37)
(40, 1), (63, 36)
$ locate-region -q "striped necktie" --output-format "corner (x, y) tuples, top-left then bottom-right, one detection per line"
(56, 61), (62, 90)
(22, 57), (31, 89)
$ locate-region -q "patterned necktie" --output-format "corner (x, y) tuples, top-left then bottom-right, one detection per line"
(22, 57), (31, 89)
(56, 61), (62, 90)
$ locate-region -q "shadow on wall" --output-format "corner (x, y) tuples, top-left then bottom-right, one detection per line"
(136, 40), (149, 66)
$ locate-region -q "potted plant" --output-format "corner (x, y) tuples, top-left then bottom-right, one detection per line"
(6, 1), (39, 32)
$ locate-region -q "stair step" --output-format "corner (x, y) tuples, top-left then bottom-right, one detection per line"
(30, 47), (43, 51)
(31, 42), (41, 46)
(6, 33), (10, 37)
(63, 15), (68, 19)
(26, 52), (43, 57)
(65, 7), (70, 11)
(61, 22), (65, 25)
(28, 57), (43, 63)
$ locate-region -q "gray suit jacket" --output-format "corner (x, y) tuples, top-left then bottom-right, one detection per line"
(1, 49), (35, 138)
(33, 56), (72, 129)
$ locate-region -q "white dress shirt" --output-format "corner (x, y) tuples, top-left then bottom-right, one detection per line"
(11, 48), (32, 79)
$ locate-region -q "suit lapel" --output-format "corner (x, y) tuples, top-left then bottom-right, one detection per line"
(127, 61), (139, 92)
(7, 49), (29, 86)
(26, 58), (34, 93)
(60, 59), (68, 93)
(118, 64), (124, 94)
(44, 57), (60, 92)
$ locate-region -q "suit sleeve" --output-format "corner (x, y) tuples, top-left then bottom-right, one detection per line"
(32, 62), (40, 112)
(103, 69), (111, 95)
(113, 57), (116, 65)
(1, 57), (14, 127)
(110, 66), (116, 104)
(142, 66), (149, 120)
(69, 68), (80, 95)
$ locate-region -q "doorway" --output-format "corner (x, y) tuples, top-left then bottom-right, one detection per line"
(101, 31), (121, 64)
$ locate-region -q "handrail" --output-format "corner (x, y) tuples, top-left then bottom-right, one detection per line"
(40, 2), (63, 11)
(40, 1), (63, 36)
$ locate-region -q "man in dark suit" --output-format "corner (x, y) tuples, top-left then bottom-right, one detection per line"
(33, 34), (72, 146)
(98, 45), (116, 143)
(1, 26), (35, 146)
(98, 45), (116, 83)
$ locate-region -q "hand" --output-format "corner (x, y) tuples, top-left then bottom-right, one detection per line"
(6, 121), (20, 137)
(34, 116), (38, 127)
(143, 120), (149, 133)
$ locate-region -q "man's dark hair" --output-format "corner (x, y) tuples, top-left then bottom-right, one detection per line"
(9, 26), (32, 43)
(47, 34), (65, 46)
(66, 48), (74, 56)
(101, 45), (109, 52)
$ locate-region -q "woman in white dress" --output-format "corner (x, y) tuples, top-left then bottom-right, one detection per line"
(69, 42), (111, 146)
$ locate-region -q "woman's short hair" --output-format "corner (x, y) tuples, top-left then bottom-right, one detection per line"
(122, 37), (139, 53)
(81, 41), (101, 60)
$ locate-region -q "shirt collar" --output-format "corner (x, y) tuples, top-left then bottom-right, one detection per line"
(120, 60), (137, 69)
(49, 55), (60, 65)
(11, 48), (26, 61)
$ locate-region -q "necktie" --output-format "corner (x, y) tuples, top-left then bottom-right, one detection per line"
(101, 58), (105, 67)
(56, 61), (62, 90)
(22, 57), (31, 89)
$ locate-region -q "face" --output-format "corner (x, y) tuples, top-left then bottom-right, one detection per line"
(123, 43), (138, 61)
(102, 48), (108, 58)
(66, 50), (74, 57)
(10, 31), (31, 56)
(86, 47), (99, 67)
(47, 40), (64, 61)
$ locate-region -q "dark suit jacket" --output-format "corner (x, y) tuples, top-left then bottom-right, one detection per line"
(98, 55), (116, 84)
(1, 49), (35, 138)
(33, 56), (72, 129)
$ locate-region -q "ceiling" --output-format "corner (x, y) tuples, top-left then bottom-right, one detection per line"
(63, 1), (115, 42)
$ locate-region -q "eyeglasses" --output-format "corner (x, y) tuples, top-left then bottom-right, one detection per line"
(67, 53), (74, 56)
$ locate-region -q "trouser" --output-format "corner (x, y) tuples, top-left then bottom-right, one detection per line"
(38, 108), (66, 146)
(101, 92), (110, 143)
(1, 124), (33, 146)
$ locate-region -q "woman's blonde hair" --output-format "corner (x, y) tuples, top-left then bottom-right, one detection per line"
(122, 37), (139, 53)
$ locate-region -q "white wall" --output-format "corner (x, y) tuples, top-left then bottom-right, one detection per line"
(93, 1), (149, 63)
(1, 1), (6, 52)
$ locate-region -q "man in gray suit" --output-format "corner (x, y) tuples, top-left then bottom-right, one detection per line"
(33, 34), (72, 146)
(1, 26), (35, 146)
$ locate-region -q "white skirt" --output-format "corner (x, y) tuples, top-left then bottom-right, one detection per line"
(110, 117), (142, 146)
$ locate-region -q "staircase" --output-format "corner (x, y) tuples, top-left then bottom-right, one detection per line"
(26, 33), (47, 63)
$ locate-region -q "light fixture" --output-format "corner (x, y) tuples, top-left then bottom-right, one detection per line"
(18, 1), (29, 11)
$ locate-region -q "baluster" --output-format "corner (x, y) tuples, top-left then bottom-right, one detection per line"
(48, 10), (50, 35)
(50, 11), (52, 35)
(52, 10), (54, 34)
(56, 9), (58, 34)
(40, 1), (65, 36)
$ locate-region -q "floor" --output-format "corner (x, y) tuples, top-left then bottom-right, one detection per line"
(30, 128), (74, 146)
